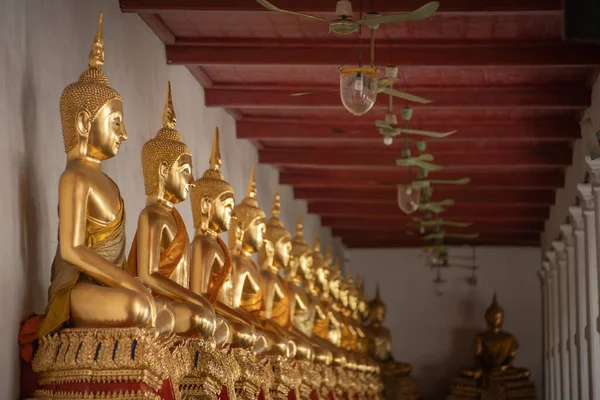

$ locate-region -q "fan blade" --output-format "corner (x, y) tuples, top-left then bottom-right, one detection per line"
(438, 199), (456, 207)
(428, 178), (471, 185)
(400, 128), (457, 138)
(411, 180), (431, 189)
(358, 2), (439, 26)
(442, 221), (473, 228)
(290, 88), (339, 97)
(419, 204), (445, 214)
(413, 159), (443, 171)
(423, 232), (444, 241)
(375, 120), (394, 129)
(445, 233), (480, 239)
(377, 77), (399, 90)
(380, 87), (432, 104)
(257, 0), (330, 22)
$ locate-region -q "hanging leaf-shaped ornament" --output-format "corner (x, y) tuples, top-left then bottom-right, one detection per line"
(397, 184), (421, 214)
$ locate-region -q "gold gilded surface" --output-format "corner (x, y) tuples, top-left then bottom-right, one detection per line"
(128, 82), (216, 340)
(446, 294), (536, 400)
(40, 12), (164, 338)
(189, 128), (256, 350)
(32, 328), (191, 392)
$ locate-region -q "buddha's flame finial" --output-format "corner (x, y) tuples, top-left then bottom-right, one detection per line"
(486, 292), (504, 316)
(296, 212), (304, 237)
(209, 127), (222, 170)
(88, 12), (105, 69)
(313, 233), (321, 253)
(162, 81), (177, 129)
(246, 165), (257, 198)
(271, 188), (281, 218)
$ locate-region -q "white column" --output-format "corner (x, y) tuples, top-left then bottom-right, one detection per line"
(587, 158), (600, 388)
(569, 205), (590, 400)
(578, 183), (600, 398)
(561, 223), (580, 400)
(546, 250), (561, 399)
(552, 240), (570, 399)
(540, 266), (551, 400)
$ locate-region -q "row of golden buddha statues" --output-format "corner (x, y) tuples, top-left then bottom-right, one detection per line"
(18, 12), (537, 400)
(17, 13), (418, 400)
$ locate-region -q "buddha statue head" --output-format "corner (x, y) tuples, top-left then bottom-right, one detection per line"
(141, 82), (193, 206)
(60, 13), (127, 161)
(232, 166), (266, 255)
(290, 213), (313, 285)
(312, 235), (330, 299)
(355, 275), (368, 321)
(347, 270), (359, 314)
(485, 293), (504, 331)
(228, 216), (245, 256)
(259, 189), (292, 270)
(368, 283), (386, 326)
(190, 128), (235, 235)
(328, 254), (344, 305)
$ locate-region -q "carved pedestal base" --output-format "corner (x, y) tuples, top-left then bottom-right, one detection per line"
(267, 356), (301, 400)
(179, 339), (240, 400)
(30, 328), (191, 400)
(230, 348), (274, 400)
(446, 370), (537, 400)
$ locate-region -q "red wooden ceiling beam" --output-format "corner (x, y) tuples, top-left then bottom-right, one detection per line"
(341, 237), (540, 248)
(205, 86), (589, 110)
(237, 118), (580, 142)
(120, 0), (562, 13)
(307, 202), (549, 219)
(295, 187), (556, 205)
(260, 149), (571, 168)
(321, 216), (545, 231)
(167, 40), (600, 67)
(279, 168), (565, 189)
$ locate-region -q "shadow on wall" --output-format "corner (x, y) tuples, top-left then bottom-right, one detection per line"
(415, 294), (482, 400)
(19, 34), (46, 321)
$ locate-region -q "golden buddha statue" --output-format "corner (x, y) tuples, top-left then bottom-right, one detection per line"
(447, 294), (536, 400)
(189, 128), (256, 350)
(347, 271), (368, 353)
(127, 82), (216, 340)
(31, 14), (190, 400)
(365, 284), (418, 400)
(39, 13), (170, 339)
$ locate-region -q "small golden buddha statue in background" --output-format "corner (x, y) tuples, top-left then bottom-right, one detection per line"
(40, 13), (170, 338)
(259, 189), (314, 362)
(365, 284), (419, 400)
(127, 82), (216, 340)
(189, 128), (256, 350)
(447, 294), (536, 400)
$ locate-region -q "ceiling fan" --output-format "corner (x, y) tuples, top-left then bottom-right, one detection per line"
(256, 0), (439, 35)
(412, 217), (473, 229)
(377, 103), (455, 146)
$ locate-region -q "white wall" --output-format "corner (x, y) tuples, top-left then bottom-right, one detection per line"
(349, 246), (542, 400)
(0, 0), (336, 397)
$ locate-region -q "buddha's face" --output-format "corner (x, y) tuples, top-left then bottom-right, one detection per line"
(297, 253), (314, 281)
(84, 99), (127, 160)
(358, 298), (367, 317)
(274, 237), (292, 268)
(213, 192), (235, 232)
(244, 218), (266, 253)
(486, 311), (504, 329)
(164, 155), (194, 203)
(316, 265), (330, 297)
(349, 289), (359, 312)
(371, 305), (386, 324)
(329, 274), (342, 301)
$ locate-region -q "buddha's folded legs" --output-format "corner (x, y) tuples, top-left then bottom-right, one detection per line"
(155, 298), (176, 336)
(171, 301), (216, 338)
(214, 314), (233, 347)
(70, 281), (154, 328)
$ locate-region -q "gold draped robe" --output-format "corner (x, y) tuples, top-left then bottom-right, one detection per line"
(39, 198), (126, 338)
(127, 207), (189, 288)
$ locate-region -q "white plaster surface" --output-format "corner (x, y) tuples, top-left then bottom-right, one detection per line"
(0, 0), (337, 396)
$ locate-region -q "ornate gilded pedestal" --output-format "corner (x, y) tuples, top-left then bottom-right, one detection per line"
(31, 328), (190, 400)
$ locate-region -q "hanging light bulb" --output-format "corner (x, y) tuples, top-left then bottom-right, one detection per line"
(383, 136), (393, 146)
(339, 67), (379, 116)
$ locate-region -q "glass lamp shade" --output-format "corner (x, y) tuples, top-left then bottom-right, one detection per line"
(397, 184), (421, 214)
(339, 67), (379, 116)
